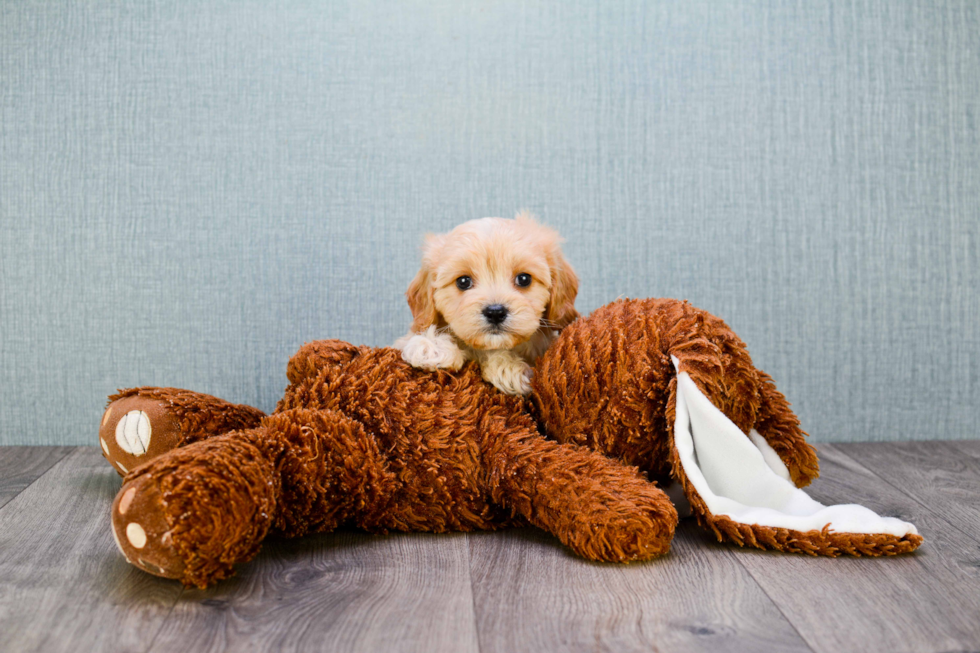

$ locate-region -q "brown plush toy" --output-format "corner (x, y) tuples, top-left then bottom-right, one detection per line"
(99, 299), (921, 587)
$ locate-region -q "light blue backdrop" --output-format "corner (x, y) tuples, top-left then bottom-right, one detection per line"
(1, 1), (978, 445)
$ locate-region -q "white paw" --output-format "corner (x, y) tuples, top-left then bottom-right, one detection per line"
(495, 366), (533, 396)
(481, 351), (533, 396)
(395, 327), (466, 371)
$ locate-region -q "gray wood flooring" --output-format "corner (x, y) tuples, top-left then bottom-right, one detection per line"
(0, 443), (977, 653)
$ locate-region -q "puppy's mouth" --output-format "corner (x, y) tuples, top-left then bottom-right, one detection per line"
(450, 304), (534, 350)
(472, 324), (530, 351)
(479, 333), (516, 349)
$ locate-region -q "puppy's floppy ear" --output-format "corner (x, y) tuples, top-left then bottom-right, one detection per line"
(406, 265), (439, 332)
(406, 234), (443, 332)
(545, 248), (579, 329)
(517, 210), (579, 330)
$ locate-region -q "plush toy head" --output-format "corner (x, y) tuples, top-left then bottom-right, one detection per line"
(531, 299), (921, 556)
(100, 298), (921, 587)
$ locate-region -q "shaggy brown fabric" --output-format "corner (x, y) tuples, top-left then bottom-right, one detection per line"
(109, 340), (678, 587)
(532, 298), (921, 556)
(105, 386), (266, 449)
(105, 298), (920, 587)
(100, 387), (266, 476)
(531, 298), (820, 486)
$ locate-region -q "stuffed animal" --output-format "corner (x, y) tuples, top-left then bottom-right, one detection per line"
(99, 299), (921, 587)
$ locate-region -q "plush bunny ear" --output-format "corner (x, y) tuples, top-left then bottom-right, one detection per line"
(668, 356), (922, 556)
(545, 249), (579, 329)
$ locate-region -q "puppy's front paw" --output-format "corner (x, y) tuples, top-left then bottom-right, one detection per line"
(394, 327), (466, 371)
(502, 364), (533, 396)
(483, 352), (533, 396)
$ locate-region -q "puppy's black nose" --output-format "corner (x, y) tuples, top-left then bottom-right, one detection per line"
(482, 304), (508, 325)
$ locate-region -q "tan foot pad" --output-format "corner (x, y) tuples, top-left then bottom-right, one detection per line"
(99, 396), (182, 476)
(111, 476), (185, 579)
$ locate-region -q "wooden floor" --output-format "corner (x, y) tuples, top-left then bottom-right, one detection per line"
(0, 443), (978, 653)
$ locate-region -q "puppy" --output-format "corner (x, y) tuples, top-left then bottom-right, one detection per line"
(394, 211), (579, 395)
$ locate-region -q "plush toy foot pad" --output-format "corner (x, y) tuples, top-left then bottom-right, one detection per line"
(99, 395), (182, 476)
(111, 475), (185, 579)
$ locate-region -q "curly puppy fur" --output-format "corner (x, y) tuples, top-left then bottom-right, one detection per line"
(395, 212), (578, 395)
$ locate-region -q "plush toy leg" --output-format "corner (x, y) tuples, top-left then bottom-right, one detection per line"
(260, 408), (393, 538)
(111, 407), (391, 587)
(666, 361), (922, 556)
(99, 387), (266, 476)
(112, 431), (280, 587)
(485, 425), (678, 562)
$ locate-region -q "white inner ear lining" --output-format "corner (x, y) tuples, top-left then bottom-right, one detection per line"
(671, 356), (916, 537)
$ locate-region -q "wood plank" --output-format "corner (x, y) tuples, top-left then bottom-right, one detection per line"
(0, 447), (182, 652)
(0, 446), (73, 510)
(949, 439), (980, 463)
(722, 443), (980, 653)
(1, 442), (975, 653)
(468, 522), (813, 653)
(148, 530), (480, 653)
(836, 441), (980, 541)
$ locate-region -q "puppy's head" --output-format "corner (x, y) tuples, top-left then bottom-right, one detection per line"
(406, 212), (578, 350)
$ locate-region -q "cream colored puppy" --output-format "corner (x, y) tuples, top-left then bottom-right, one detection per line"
(394, 212), (579, 395)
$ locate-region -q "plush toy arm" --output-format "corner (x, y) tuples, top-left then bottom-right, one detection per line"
(483, 417), (677, 562)
(285, 340), (364, 386)
(277, 340), (369, 413)
(99, 387), (265, 476)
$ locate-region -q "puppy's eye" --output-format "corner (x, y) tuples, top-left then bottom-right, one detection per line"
(515, 273), (532, 288)
(455, 276), (473, 291)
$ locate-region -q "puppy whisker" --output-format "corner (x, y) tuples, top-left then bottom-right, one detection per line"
(536, 318), (565, 330)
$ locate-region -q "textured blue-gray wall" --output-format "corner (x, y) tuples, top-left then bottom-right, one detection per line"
(1, 1), (978, 445)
